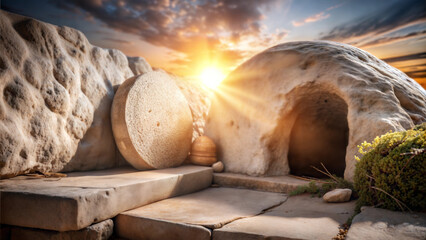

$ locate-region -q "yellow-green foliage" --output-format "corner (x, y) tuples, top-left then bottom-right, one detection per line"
(354, 123), (426, 211)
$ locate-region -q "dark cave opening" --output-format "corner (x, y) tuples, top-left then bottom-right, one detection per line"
(288, 91), (349, 178)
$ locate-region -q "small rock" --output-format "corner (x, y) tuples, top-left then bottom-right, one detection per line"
(212, 161), (224, 173)
(323, 189), (352, 203)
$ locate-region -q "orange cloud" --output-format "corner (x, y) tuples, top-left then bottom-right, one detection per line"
(292, 12), (330, 27)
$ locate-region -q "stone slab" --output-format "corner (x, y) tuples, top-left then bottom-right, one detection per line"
(346, 207), (426, 240)
(213, 194), (356, 240)
(3, 219), (113, 240)
(116, 216), (212, 240)
(0, 166), (212, 231)
(213, 172), (309, 193)
(116, 187), (287, 239)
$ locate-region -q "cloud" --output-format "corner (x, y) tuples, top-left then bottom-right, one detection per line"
(103, 37), (133, 44)
(404, 70), (426, 79)
(320, 0), (426, 41)
(50, 0), (283, 75)
(358, 30), (426, 48)
(292, 12), (330, 27)
(326, 2), (345, 11)
(381, 52), (426, 63)
(291, 2), (345, 27)
(381, 53), (426, 84)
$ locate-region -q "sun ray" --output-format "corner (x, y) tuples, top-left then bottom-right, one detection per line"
(200, 67), (226, 89)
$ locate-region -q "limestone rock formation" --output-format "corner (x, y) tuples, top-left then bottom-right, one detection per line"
(111, 72), (193, 169)
(127, 56), (152, 75)
(0, 11), (133, 178)
(205, 41), (426, 181)
(173, 77), (211, 142)
(129, 61), (211, 142)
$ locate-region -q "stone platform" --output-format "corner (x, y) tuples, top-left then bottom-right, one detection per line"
(116, 189), (355, 240)
(0, 166), (212, 231)
(213, 172), (309, 193)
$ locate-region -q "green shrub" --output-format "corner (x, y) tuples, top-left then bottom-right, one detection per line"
(354, 123), (426, 211)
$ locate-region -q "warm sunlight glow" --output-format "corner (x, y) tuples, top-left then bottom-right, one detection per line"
(200, 67), (226, 89)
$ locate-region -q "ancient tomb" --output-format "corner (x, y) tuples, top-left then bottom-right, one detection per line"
(205, 41), (426, 180)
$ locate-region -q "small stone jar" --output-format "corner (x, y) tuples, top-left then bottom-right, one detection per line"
(190, 136), (217, 166)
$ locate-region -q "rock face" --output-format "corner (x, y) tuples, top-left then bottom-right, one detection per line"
(174, 78), (211, 141)
(323, 188), (352, 203)
(205, 41), (426, 180)
(127, 56), (152, 75)
(111, 72), (193, 169)
(0, 11), (133, 178)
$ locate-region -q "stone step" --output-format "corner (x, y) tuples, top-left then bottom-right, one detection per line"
(213, 172), (309, 193)
(2, 219), (114, 240)
(115, 187), (288, 240)
(0, 165), (212, 232)
(213, 194), (356, 240)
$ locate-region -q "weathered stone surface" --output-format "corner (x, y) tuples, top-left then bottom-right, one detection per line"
(7, 219), (113, 240)
(0, 10), (134, 178)
(0, 166), (212, 231)
(116, 216), (211, 240)
(212, 161), (224, 173)
(127, 62), (211, 143)
(213, 194), (356, 240)
(173, 78), (212, 142)
(116, 187), (287, 239)
(346, 207), (426, 240)
(205, 41), (426, 180)
(213, 172), (308, 193)
(323, 188), (352, 203)
(127, 56), (152, 75)
(111, 72), (193, 169)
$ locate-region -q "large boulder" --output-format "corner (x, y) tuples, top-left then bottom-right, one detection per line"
(0, 11), (133, 178)
(111, 72), (193, 169)
(205, 41), (426, 181)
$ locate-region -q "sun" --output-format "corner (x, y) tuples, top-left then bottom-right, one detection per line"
(200, 67), (226, 89)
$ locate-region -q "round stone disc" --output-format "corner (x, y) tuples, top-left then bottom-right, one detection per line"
(111, 71), (193, 169)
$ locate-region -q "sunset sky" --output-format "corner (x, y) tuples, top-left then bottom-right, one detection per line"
(2, 0), (425, 88)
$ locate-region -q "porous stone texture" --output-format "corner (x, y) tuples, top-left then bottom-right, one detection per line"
(116, 187), (287, 239)
(205, 41), (426, 180)
(127, 59), (212, 142)
(0, 11), (133, 178)
(7, 219), (113, 240)
(346, 207), (426, 240)
(323, 188), (352, 203)
(213, 194), (356, 240)
(111, 72), (193, 169)
(0, 166), (212, 231)
(174, 77), (212, 141)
